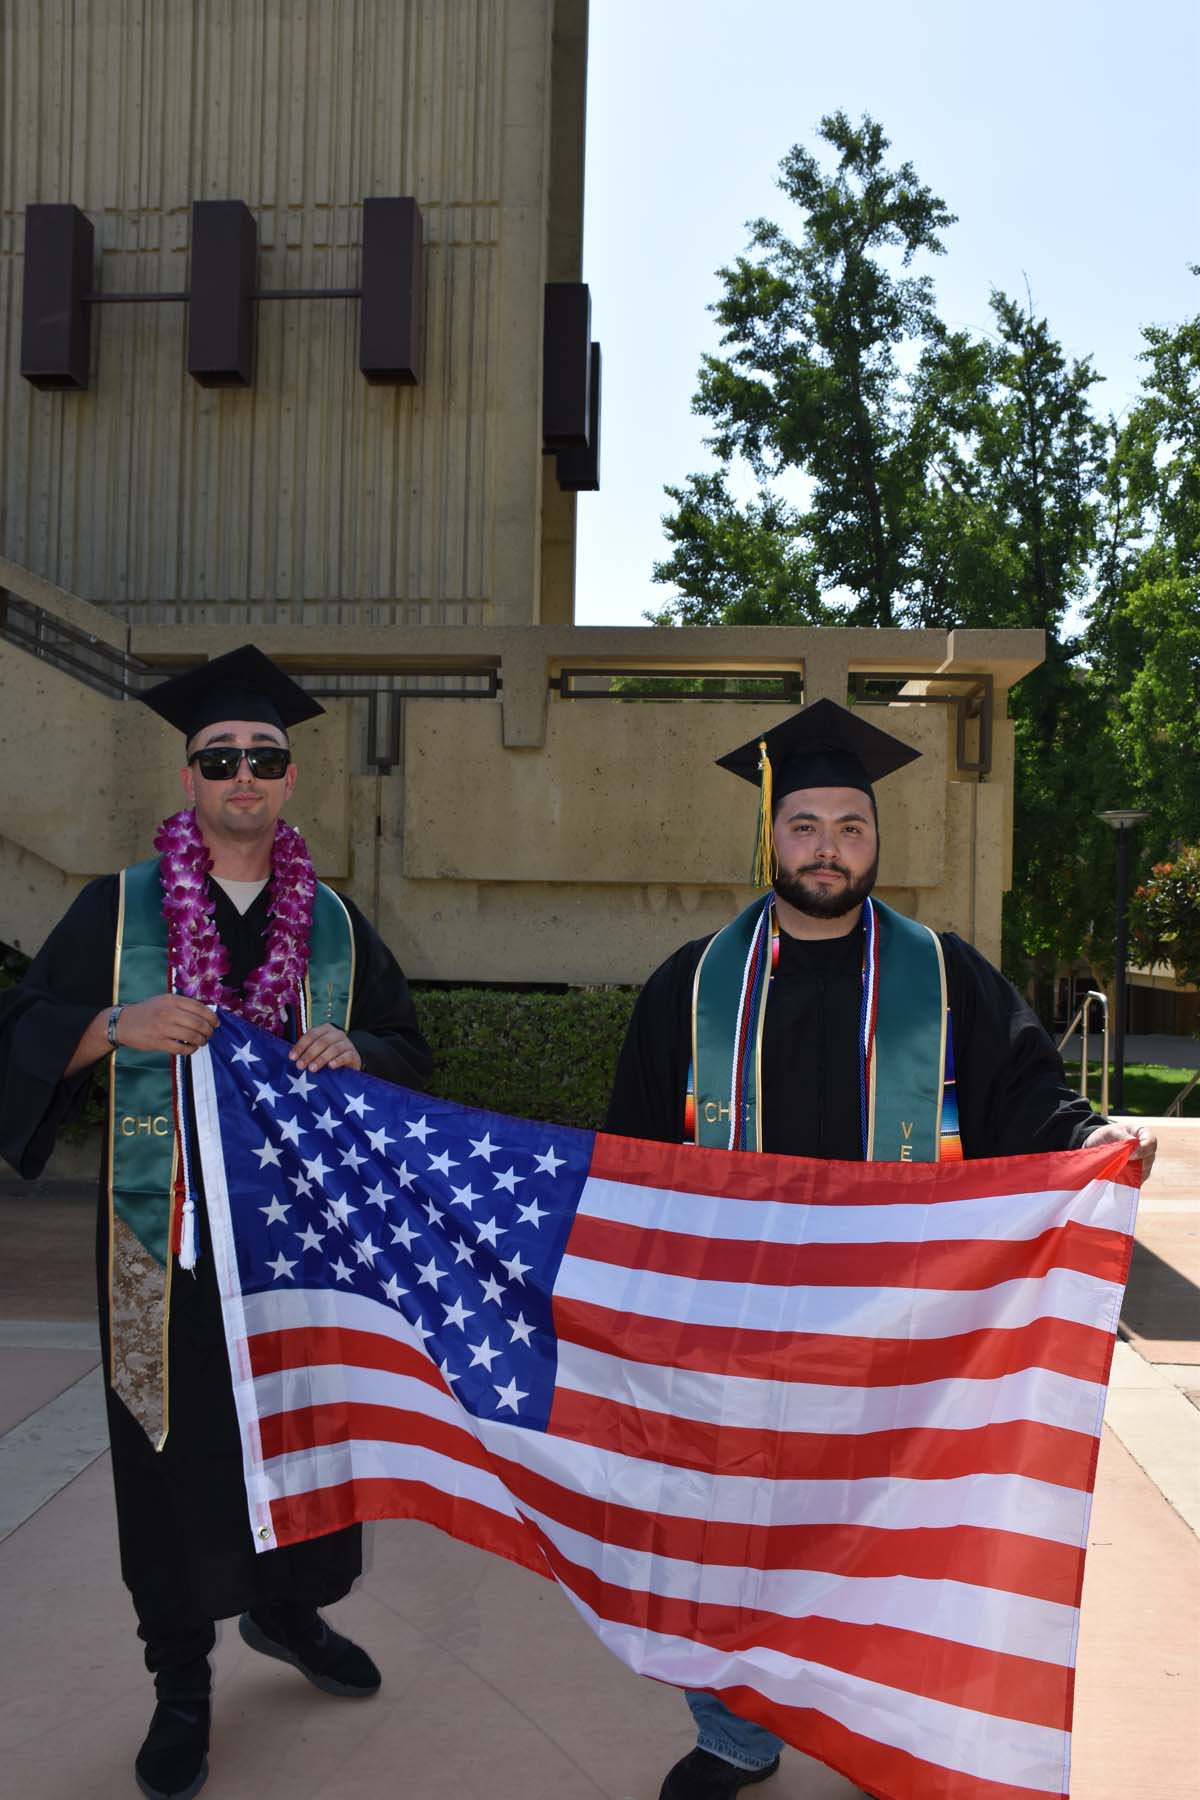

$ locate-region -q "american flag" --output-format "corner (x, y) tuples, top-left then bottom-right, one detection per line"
(191, 1012), (1139, 1800)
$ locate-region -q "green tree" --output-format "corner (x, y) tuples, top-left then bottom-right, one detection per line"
(1091, 284), (1200, 857)
(655, 110), (955, 628)
(1130, 847), (1200, 996)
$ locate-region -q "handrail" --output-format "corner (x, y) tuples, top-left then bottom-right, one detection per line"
(1056, 990), (1110, 1116)
(1166, 1067), (1200, 1119)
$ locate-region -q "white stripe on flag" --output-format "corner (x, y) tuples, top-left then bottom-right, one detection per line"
(579, 1172), (1131, 1244)
(263, 1436), (524, 1522)
(555, 1254), (1123, 1337)
(553, 1338), (1106, 1437)
(515, 1498), (1076, 1665)
(565, 1592), (1071, 1794)
(240, 1299), (1094, 1544)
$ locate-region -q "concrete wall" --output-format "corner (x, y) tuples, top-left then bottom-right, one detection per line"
(0, 0), (586, 627)
(0, 568), (1043, 981)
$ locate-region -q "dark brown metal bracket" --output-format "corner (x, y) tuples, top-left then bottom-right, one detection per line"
(542, 284), (601, 492)
(849, 671), (994, 776)
(20, 197), (423, 392)
(0, 593), (498, 775)
(551, 667), (803, 701)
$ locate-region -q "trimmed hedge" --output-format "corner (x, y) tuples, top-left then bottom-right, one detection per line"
(413, 987), (638, 1130)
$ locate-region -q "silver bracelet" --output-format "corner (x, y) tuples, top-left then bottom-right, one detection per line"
(106, 1005), (123, 1050)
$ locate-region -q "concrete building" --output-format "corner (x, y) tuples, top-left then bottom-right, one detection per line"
(0, 0), (1044, 983)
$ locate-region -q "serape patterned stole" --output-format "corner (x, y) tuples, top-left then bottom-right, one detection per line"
(689, 895), (959, 1162)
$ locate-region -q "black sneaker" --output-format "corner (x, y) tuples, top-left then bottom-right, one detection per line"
(659, 1747), (781, 1800)
(134, 1698), (210, 1800)
(238, 1609), (381, 1697)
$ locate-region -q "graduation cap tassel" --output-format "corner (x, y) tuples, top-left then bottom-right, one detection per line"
(752, 738), (776, 888)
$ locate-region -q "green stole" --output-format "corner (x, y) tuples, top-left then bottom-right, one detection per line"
(107, 857), (355, 1446)
(690, 895), (948, 1161)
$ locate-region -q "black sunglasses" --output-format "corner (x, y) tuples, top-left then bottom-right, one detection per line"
(188, 745), (292, 781)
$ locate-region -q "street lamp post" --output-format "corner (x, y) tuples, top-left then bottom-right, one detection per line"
(1097, 809), (1149, 1114)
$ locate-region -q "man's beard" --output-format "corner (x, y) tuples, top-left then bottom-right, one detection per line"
(773, 853), (879, 920)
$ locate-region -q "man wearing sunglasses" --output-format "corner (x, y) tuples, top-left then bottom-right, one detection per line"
(0, 645), (432, 1800)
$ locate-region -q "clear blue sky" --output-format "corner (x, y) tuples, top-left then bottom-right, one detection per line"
(576, 0), (1199, 625)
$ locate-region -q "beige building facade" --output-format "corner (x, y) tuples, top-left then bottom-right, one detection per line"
(0, 0), (1045, 985)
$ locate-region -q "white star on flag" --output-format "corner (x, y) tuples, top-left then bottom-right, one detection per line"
(534, 1145), (565, 1177)
(405, 1116), (434, 1144)
(390, 1219), (418, 1250)
(230, 1040), (260, 1067)
(344, 1092), (374, 1118)
(441, 1296), (475, 1330)
(427, 1149), (458, 1177)
(362, 1181), (392, 1209)
(302, 1154), (331, 1185)
(380, 1273), (407, 1305)
(516, 1197), (548, 1228)
(330, 1257), (354, 1284)
(475, 1216), (503, 1247)
(492, 1166), (523, 1194)
(493, 1377), (528, 1414)
(392, 1162), (417, 1192)
(479, 1273), (506, 1305)
(288, 1171), (313, 1198)
(253, 1080), (280, 1108)
(295, 1223), (324, 1253)
(422, 1197), (445, 1227)
(313, 1108), (339, 1137)
(468, 1133), (498, 1162)
(259, 1197), (290, 1226)
(253, 1139), (283, 1169)
(326, 1192), (357, 1227)
(449, 1183), (479, 1211)
(468, 1337), (501, 1371)
(277, 1116), (306, 1147)
(286, 1068), (315, 1098)
(507, 1311), (534, 1346)
(501, 1250), (531, 1285)
(266, 1251), (296, 1280)
(366, 1125), (396, 1155)
(451, 1238), (476, 1265)
(340, 1144), (366, 1172)
(352, 1234), (380, 1268)
(416, 1256), (445, 1290)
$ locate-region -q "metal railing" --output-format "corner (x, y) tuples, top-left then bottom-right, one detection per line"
(1056, 991), (1110, 1116)
(1166, 1068), (1200, 1118)
(0, 591), (500, 772)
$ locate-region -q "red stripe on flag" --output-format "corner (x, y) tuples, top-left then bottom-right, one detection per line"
(589, 1131), (1139, 1205)
(248, 1325), (443, 1389)
(554, 1295), (1119, 1388)
(268, 1476), (546, 1578)
(526, 1524), (1074, 1730)
(713, 1685), (1067, 1800)
(547, 1389), (1100, 1488)
(566, 1214), (1131, 1290)
(258, 1401), (494, 1472)
(484, 1449), (1085, 1606)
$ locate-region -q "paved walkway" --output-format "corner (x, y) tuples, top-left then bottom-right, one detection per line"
(1, 1128), (1197, 1800)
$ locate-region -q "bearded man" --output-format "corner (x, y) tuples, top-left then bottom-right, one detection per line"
(605, 699), (1155, 1800)
(0, 646), (431, 1800)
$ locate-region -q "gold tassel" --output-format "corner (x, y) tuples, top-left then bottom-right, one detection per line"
(752, 738), (776, 887)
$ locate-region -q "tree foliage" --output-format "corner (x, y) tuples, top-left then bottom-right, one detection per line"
(654, 115), (1200, 1000)
(1130, 848), (1200, 995)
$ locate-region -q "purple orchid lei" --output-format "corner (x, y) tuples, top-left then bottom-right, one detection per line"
(153, 808), (316, 1034)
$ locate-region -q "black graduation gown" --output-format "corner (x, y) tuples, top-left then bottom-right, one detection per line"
(606, 918), (1104, 1157)
(0, 876), (432, 1628)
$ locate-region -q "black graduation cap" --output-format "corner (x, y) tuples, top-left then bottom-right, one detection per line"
(716, 699), (921, 885)
(139, 644), (325, 741)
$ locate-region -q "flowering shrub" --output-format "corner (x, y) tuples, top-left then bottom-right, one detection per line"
(1130, 845), (1200, 997)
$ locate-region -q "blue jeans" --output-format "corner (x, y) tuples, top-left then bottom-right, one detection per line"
(686, 1690), (784, 1772)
